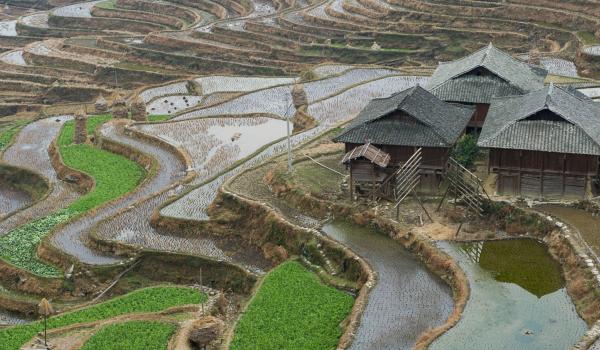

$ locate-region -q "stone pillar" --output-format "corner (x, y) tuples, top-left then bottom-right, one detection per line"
(130, 96), (147, 122)
(111, 97), (128, 119)
(74, 112), (87, 144)
(95, 94), (108, 114)
(528, 48), (541, 66)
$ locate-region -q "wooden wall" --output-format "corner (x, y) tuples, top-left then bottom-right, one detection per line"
(345, 143), (449, 170)
(489, 148), (598, 198)
(489, 149), (599, 176)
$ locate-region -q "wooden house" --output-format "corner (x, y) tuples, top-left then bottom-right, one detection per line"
(478, 84), (600, 199)
(426, 44), (548, 131)
(335, 85), (474, 195)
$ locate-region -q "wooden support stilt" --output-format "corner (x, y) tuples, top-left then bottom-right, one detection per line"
(436, 187), (450, 212)
(413, 192), (433, 223)
(455, 221), (464, 238)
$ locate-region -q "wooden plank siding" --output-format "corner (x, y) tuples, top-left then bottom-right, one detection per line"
(489, 149), (598, 198)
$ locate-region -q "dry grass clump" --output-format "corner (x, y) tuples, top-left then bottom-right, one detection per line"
(547, 232), (600, 325)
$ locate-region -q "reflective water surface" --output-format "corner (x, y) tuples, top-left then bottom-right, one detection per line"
(432, 239), (587, 350)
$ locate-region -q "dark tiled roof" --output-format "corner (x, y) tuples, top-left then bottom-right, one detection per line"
(334, 85), (474, 148)
(341, 143), (390, 167)
(431, 74), (522, 104)
(427, 44), (547, 103)
(478, 84), (600, 155)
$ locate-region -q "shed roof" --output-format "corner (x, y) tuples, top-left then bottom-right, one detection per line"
(341, 143), (391, 168)
(334, 85), (474, 148)
(478, 84), (600, 155)
(427, 44), (547, 103)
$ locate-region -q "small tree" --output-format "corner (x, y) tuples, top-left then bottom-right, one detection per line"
(38, 298), (54, 349)
(452, 134), (480, 169)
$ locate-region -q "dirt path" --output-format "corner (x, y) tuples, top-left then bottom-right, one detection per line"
(0, 116), (80, 235)
(51, 120), (187, 264)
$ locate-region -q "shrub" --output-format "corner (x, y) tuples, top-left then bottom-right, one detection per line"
(451, 134), (480, 169)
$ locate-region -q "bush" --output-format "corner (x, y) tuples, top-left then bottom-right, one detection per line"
(451, 134), (480, 169)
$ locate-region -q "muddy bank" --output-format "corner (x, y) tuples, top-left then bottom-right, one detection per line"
(0, 164), (49, 220)
(0, 184), (31, 220)
(432, 239), (587, 350)
(322, 221), (453, 350)
(536, 204), (600, 260)
(0, 308), (30, 327)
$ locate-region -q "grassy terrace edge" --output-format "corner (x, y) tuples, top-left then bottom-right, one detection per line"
(0, 285), (205, 350)
(0, 115), (146, 277)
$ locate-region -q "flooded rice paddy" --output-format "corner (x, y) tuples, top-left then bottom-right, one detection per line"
(536, 205), (600, 260)
(322, 221), (453, 350)
(432, 239), (586, 350)
(0, 185), (31, 219)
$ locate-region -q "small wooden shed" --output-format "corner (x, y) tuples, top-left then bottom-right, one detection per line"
(426, 44), (548, 131)
(335, 85), (474, 195)
(479, 84), (600, 199)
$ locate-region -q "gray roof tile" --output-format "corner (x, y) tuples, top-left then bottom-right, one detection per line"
(335, 85), (474, 148)
(427, 44), (547, 103)
(478, 84), (600, 155)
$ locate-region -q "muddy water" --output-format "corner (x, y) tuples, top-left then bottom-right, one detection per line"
(322, 221), (453, 350)
(0, 308), (29, 326)
(432, 240), (586, 350)
(536, 205), (600, 260)
(0, 185), (30, 219)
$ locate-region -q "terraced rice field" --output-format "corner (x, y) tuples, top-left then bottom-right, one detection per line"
(52, 1), (101, 18)
(0, 50), (28, 66)
(0, 0), (599, 346)
(0, 21), (17, 36)
(0, 117), (80, 235)
(195, 76), (297, 94)
(323, 222), (453, 350)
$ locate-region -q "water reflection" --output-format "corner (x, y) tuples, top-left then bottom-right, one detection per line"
(432, 239), (586, 350)
(459, 240), (563, 298)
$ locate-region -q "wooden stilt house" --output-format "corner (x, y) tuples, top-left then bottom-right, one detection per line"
(426, 44), (548, 131)
(478, 84), (600, 199)
(335, 85), (474, 196)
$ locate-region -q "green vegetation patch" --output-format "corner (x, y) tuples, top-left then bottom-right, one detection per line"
(452, 134), (480, 169)
(95, 0), (116, 9)
(148, 115), (171, 122)
(0, 286), (204, 350)
(577, 31), (600, 45)
(230, 261), (354, 350)
(0, 120), (29, 151)
(0, 115), (145, 277)
(289, 158), (344, 196)
(81, 321), (177, 350)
